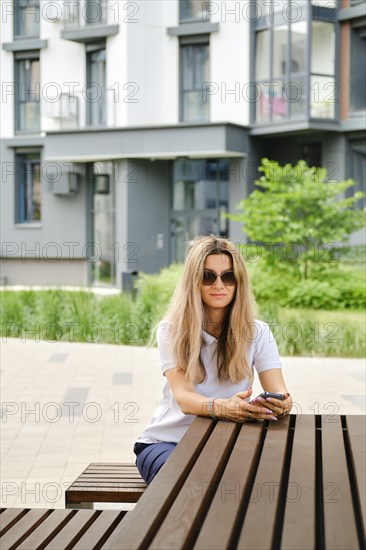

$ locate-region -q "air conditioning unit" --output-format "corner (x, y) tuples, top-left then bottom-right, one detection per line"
(48, 164), (83, 196)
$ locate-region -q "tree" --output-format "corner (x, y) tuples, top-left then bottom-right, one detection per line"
(228, 159), (365, 279)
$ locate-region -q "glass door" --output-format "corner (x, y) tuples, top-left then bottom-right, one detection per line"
(171, 159), (229, 262)
(91, 162), (116, 286)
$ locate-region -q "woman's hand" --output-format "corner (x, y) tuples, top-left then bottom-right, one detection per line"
(252, 393), (292, 419)
(214, 389), (278, 422)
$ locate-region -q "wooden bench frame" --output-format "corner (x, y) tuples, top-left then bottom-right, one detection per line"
(65, 463), (146, 509)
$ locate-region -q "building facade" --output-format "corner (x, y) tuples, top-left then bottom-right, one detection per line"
(1, 0), (365, 288)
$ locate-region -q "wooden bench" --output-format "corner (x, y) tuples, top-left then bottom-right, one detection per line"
(65, 463), (147, 509)
(0, 508), (126, 549)
(2, 415), (365, 549)
(104, 414), (365, 550)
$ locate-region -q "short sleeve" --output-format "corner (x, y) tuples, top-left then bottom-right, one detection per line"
(156, 320), (177, 375)
(252, 321), (282, 373)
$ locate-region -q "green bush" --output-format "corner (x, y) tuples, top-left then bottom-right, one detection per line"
(245, 248), (365, 310)
(283, 280), (339, 310)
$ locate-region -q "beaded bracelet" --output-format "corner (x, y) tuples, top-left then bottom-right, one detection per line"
(208, 397), (218, 419)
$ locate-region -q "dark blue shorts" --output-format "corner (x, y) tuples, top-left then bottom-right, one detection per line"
(134, 441), (177, 484)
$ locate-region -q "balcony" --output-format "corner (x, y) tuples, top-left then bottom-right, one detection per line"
(43, 88), (120, 132)
(61, 0), (119, 43)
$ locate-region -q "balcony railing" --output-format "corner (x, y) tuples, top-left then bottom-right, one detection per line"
(44, 89), (119, 131)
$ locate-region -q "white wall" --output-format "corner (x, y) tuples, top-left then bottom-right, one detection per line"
(210, 2), (251, 126)
(125, 0), (179, 126)
(0, 49), (14, 138)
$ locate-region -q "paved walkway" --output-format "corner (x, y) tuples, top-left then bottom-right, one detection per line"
(1, 338), (365, 509)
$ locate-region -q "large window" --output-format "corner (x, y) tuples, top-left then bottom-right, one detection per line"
(350, 29), (366, 113)
(64, 0), (108, 28)
(311, 22), (336, 118)
(180, 0), (209, 22)
(16, 152), (41, 223)
(254, 0), (336, 124)
(84, 0), (107, 25)
(180, 40), (209, 122)
(14, 0), (40, 38)
(172, 159), (229, 262)
(86, 46), (106, 126)
(15, 55), (40, 132)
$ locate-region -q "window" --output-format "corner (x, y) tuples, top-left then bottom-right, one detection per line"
(86, 46), (106, 126)
(84, 0), (107, 25)
(14, 0), (40, 38)
(16, 152), (41, 223)
(180, 1), (209, 22)
(172, 159), (229, 262)
(15, 55), (40, 132)
(350, 29), (366, 113)
(311, 22), (336, 118)
(181, 40), (209, 122)
(254, 0), (336, 124)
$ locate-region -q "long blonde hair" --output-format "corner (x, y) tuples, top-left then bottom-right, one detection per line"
(164, 235), (256, 384)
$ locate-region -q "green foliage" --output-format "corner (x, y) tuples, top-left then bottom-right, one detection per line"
(0, 265), (184, 346)
(246, 254), (365, 310)
(258, 304), (365, 358)
(228, 159), (365, 279)
(133, 264), (184, 342)
(0, 259), (364, 356)
(283, 280), (339, 310)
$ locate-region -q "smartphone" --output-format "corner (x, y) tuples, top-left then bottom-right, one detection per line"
(251, 392), (286, 401)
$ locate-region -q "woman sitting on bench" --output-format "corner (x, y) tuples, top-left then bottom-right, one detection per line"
(134, 235), (293, 484)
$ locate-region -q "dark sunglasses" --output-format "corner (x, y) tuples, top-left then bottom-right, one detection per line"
(202, 269), (237, 286)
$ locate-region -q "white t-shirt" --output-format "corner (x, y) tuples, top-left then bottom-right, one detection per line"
(136, 319), (282, 444)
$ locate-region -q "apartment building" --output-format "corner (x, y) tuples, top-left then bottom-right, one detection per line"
(1, 0), (365, 288)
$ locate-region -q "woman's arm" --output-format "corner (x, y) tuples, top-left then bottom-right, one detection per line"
(255, 368), (293, 418)
(165, 367), (277, 422)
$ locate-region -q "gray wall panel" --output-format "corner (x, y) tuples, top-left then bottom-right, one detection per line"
(115, 159), (171, 290)
(1, 142), (88, 281)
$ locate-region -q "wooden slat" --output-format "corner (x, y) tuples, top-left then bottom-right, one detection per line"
(73, 510), (124, 550)
(43, 510), (99, 550)
(89, 463), (135, 467)
(79, 468), (141, 477)
(344, 415), (366, 543)
(194, 420), (265, 549)
(70, 481), (147, 492)
(68, 489), (144, 504)
(322, 415), (359, 549)
(75, 473), (142, 483)
(281, 415), (316, 549)
(149, 420), (239, 549)
(102, 416), (215, 550)
(0, 508), (29, 537)
(16, 509), (75, 549)
(236, 416), (291, 549)
(81, 464), (137, 472)
(0, 508), (51, 549)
